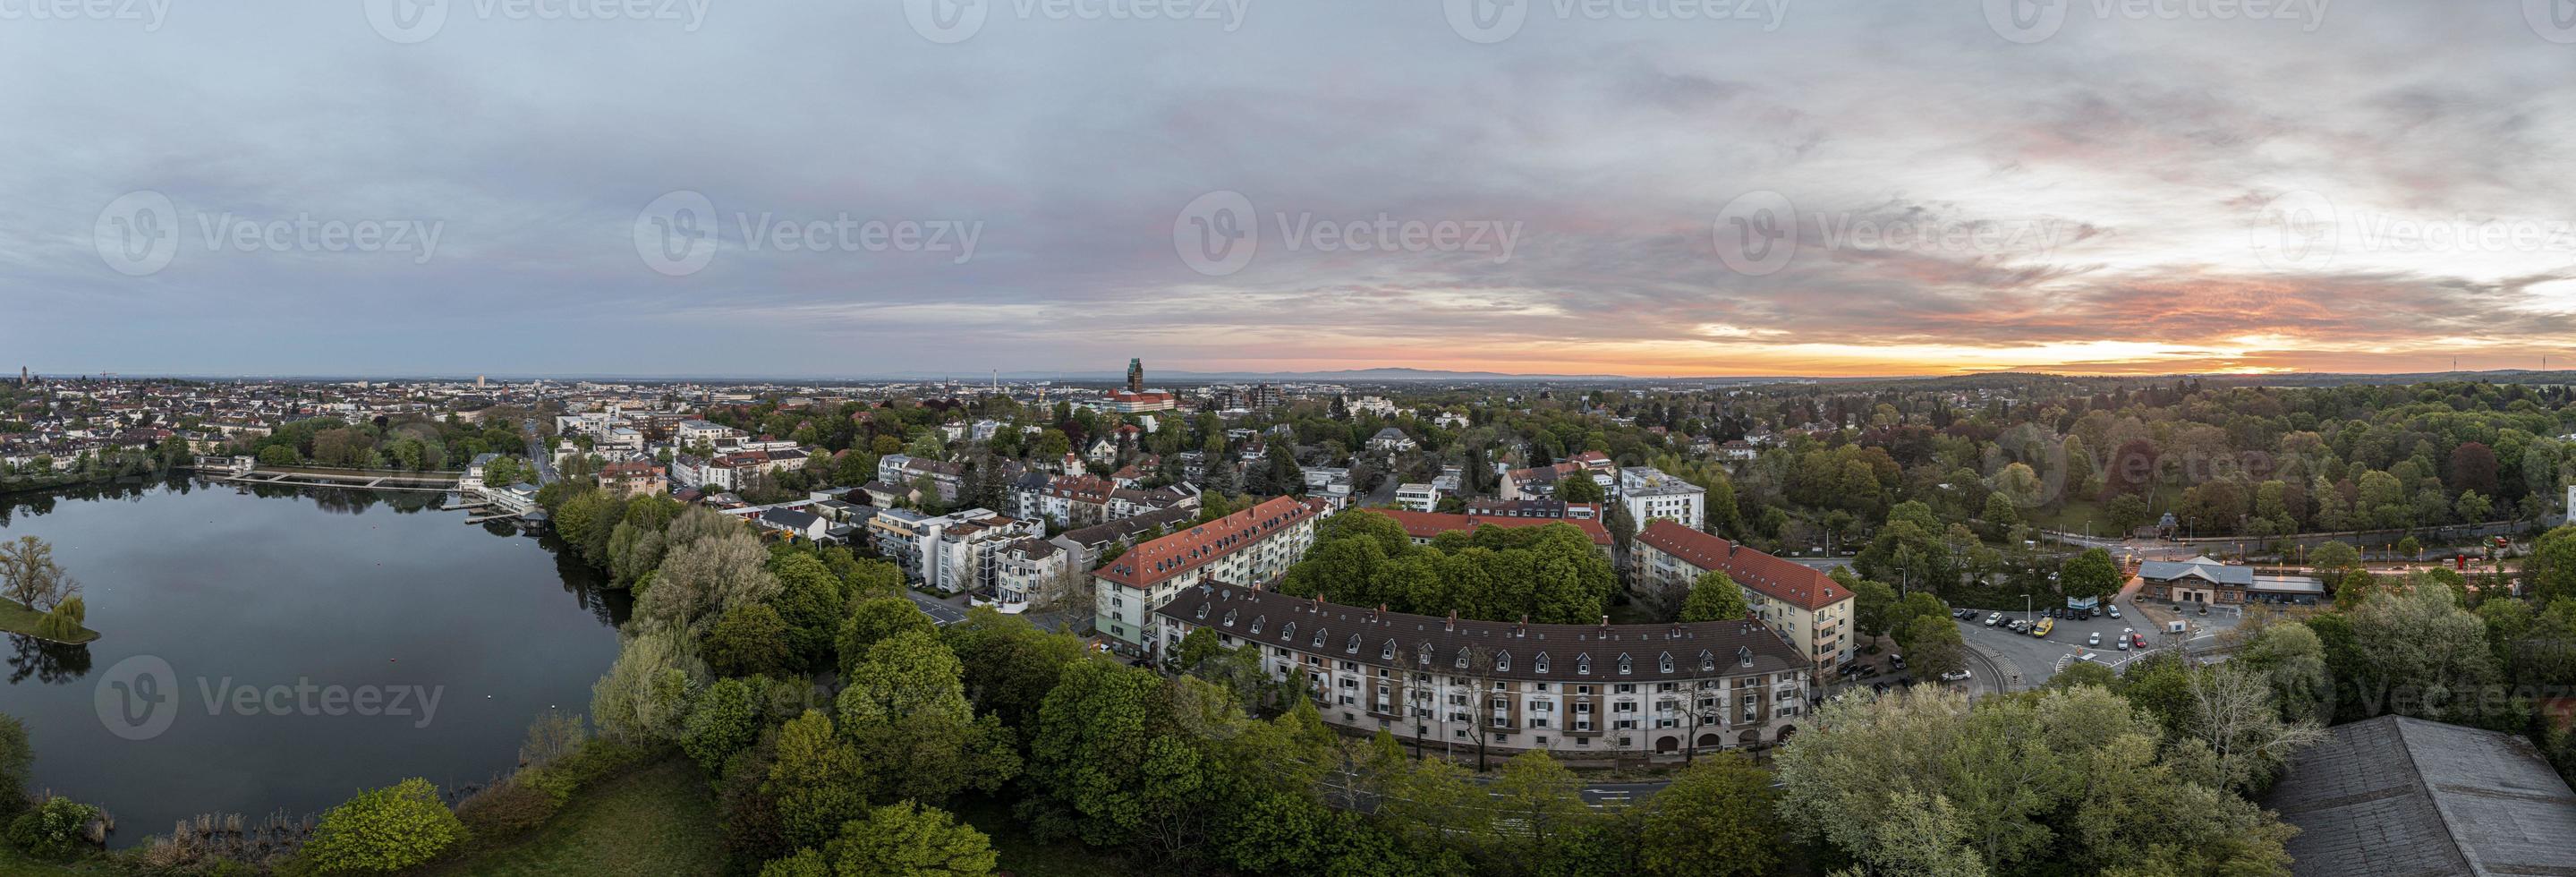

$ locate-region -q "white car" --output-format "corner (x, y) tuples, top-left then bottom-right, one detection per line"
(1940, 668), (1972, 682)
(2087, 632), (2101, 647)
(1985, 613), (2002, 626)
(2106, 604), (2121, 619)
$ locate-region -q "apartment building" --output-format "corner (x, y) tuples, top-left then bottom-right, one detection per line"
(1152, 585), (1810, 759)
(1616, 466), (1707, 530)
(1499, 451), (1615, 500)
(1633, 521), (1854, 677)
(867, 507), (1041, 596)
(1092, 496), (1325, 653)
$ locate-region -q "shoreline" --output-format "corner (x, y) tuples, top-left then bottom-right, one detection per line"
(0, 597), (100, 644)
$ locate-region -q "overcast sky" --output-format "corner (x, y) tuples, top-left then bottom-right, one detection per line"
(4, 0), (2573, 378)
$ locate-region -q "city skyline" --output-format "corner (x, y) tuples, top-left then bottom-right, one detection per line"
(4, 3), (2574, 378)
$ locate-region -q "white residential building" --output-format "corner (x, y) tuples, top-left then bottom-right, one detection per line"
(1616, 466), (1707, 530)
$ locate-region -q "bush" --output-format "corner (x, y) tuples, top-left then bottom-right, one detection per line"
(452, 779), (559, 841)
(518, 738), (660, 805)
(5, 796), (99, 861)
(297, 778), (466, 873)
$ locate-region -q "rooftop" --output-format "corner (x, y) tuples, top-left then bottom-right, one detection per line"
(1635, 520), (1849, 610)
(2266, 715), (2576, 876)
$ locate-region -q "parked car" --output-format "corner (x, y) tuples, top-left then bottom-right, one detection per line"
(1889, 654), (1907, 669)
(1941, 668), (1972, 682)
(1985, 613), (2002, 626)
(2106, 604), (2121, 619)
(2087, 632), (2102, 647)
(2032, 619), (2053, 637)
(2133, 632), (2149, 649)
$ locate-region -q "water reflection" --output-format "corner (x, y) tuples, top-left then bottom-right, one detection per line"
(5, 634), (92, 685)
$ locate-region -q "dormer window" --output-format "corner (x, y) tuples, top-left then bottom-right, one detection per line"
(1382, 640), (1397, 660)
(1222, 609), (1237, 627)
(1311, 627), (1327, 648)
(1577, 655), (1591, 675)
(1659, 652), (1673, 674)
(1535, 653), (1550, 674)
(1495, 651), (1510, 672)
(1194, 604), (1209, 620)
(1250, 616), (1264, 634)
(1280, 622), (1296, 641)
(1346, 634), (1362, 654)
(1700, 650), (1714, 672)
(1619, 654), (1634, 675)
(1419, 643), (1433, 667)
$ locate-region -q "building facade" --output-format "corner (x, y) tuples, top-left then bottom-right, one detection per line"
(1152, 586), (1811, 759)
(1615, 466), (1707, 530)
(1633, 521), (1855, 677)
(1092, 496), (1324, 652)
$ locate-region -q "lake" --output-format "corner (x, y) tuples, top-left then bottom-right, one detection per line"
(0, 477), (628, 846)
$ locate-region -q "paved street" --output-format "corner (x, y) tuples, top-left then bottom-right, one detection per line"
(905, 590), (970, 626)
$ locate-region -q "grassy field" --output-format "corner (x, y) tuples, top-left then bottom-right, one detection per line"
(948, 797), (1133, 877)
(0, 847), (114, 877)
(420, 757), (723, 877)
(0, 599), (98, 644)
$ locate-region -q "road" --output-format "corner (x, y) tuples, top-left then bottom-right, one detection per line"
(905, 590), (970, 626)
(522, 418), (559, 486)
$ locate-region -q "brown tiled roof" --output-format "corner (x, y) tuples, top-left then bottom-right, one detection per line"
(1154, 585), (1807, 682)
(1636, 520), (1849, 611)
(1375, 509), (1613, 548)
(1093, 496), (1322, 589)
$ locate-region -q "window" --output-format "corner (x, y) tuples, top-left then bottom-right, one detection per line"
(1659, 652), (1673, 674)
(1618, 654), (1633, 675)
(1382, 641), (1396, 660)
(1495, 651), (1510, 672)
(1535, 653), (1550, 674)
(1615, 684), (1636, 694)
(1455, 650), (1468, 669)
(1250, 616), (1264, 634)
(1577, 655), (1591, 675)
(1281, 622), (1295, 641)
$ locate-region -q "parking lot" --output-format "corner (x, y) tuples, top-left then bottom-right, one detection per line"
(1953, 597), (2237, 688)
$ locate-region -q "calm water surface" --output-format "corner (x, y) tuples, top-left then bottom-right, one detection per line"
(0, 477), (627, 846)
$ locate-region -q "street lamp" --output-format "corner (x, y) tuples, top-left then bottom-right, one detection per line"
(2021, 593), (2032, 623)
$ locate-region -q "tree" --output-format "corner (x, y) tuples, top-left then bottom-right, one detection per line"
(941, 608), (1087, 731)
(682, 677), (761, 773)
(2178, 662), (2325, 794)
(1773, 685), (2292, 875)
(704, 603), (794, 677)
(0, 536), (79, 612)
(814, 802), (998, 877)
(299, 778), (468, 874)
(767, 711), (871, 851)
(1892, 610), (1966, 679)
(839, 597), (937, 678)
(1677, 570), (1750, 623)
(767, 553), (847, 672)
(1846, 575), (1899, 642)
(1557, 473), (1606, 505)
(2347, 581), (2503, 726)
(1637, 753), (1780, 877)
(835, 630), (1020, 805)
(1484, 750), (1596, 874)
(0, 713), (29, 822)
(2532, 524), (2576, 605)
(591, 626), (707, 744)
(642, 532), (782, 633)
(2059, 548), (2121, 601)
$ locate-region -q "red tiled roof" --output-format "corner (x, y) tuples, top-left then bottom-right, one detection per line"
(1374, 509), (1613, 548)
(1094, 496), (1323, 590)
(1636, 520), (1849, 611)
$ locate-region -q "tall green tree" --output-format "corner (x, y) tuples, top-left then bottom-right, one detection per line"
(1637, 754), (1780, 877)
(1677, 570), (1750, 623)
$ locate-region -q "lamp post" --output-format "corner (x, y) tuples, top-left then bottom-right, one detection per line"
(2021, 593), (2032, 624)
